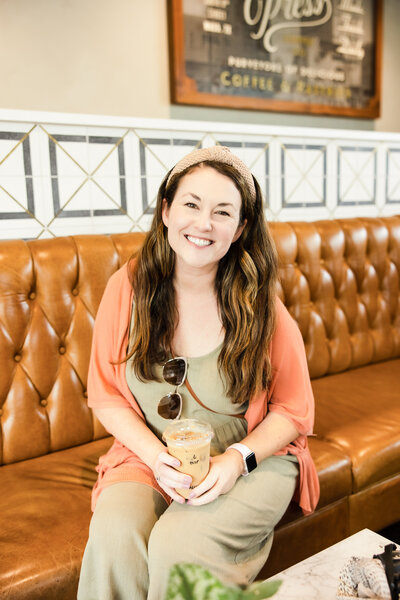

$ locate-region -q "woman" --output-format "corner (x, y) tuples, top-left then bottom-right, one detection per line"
(78, 146), (319, 600)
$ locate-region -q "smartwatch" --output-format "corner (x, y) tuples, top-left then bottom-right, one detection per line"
(226, 443), (257, 476)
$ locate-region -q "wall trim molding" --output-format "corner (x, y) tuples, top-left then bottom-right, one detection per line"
(1, 108), (400, 142)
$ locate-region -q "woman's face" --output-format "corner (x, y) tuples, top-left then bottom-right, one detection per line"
(162, 165), (245, 275)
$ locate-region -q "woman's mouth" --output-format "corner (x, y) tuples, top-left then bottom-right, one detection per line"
(185, 235), (213, 247)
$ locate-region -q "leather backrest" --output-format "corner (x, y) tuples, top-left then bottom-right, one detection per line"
(0, 217), (399, 464)
(0, 233), (146, 465)
(270, 216), (400, 378)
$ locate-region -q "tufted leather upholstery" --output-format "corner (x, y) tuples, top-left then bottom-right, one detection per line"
(262, 217), (400, 577)
(271, 217), (400, 377)
(0, 234), (145, 465)
(0, 218), (399, 597)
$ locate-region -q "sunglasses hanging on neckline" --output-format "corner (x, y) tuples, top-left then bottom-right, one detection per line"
(157, 355), (246, 421)
(157, 357), (187, 420)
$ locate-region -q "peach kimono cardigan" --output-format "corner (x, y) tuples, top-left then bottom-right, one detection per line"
(88, 264), (320, 515)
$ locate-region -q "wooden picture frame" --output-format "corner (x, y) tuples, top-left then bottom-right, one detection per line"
(168, 0), (382, 118)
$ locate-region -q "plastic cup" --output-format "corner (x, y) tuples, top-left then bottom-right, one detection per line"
(162, 419), (214, 499)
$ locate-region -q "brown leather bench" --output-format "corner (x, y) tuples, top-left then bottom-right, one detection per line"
(1, 216), (399, 598)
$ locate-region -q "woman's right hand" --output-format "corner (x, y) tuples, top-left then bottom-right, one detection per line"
(152, 451), (192, 504)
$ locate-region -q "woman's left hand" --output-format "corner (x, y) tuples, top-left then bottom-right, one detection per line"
(186, 449), (244, 506)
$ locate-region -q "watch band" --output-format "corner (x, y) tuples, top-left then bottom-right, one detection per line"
(226, 443), (257, 476)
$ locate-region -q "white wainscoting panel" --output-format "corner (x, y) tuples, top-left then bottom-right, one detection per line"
(0, 110), (399, 239)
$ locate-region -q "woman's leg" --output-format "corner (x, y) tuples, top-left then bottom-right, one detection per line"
(77, 481), (167, 600)
(147, 454), (298, 600)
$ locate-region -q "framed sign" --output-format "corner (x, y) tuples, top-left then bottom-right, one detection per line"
(168, 0), (382, 118)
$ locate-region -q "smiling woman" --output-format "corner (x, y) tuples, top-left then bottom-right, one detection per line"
(161, 165), (245, 274)
(77, 145), (319, 600)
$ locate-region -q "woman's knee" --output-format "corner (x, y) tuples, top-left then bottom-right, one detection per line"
(88, 482), (166, 553)
(148, 507), (205, 567)
(88, 501), (131, 551)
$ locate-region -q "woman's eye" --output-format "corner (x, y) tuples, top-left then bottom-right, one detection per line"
(216, 210), (230, 217)
(185, 202), (198, 209)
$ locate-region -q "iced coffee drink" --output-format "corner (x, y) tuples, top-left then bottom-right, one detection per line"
(162, 419), (213, 499)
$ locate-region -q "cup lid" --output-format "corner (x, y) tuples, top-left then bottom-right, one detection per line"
(162, 418), (214, 446)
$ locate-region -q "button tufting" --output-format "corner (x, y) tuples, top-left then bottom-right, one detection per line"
(72, 288), (79, 296)
(59, 346), (66, 355)
(14, 353), (22, 362)
(40, 399), (48, 407)
(29, 292), (36, 300)
(83, 391), (88, 398)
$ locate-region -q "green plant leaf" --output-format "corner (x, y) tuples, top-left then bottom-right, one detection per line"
(165, 563), (281, 600)
(165, 563), (242, 600)
(242, 579), (282, 599)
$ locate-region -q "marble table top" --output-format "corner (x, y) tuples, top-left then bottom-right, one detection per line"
(266, 528), (397, 599)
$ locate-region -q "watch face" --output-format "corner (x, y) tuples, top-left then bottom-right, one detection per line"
(246, 452), (257, 473)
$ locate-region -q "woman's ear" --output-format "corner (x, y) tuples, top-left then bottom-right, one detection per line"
(232, 219), (247, 242)
(161, 198), (169, 228)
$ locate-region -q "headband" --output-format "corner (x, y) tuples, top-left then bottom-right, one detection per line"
(166, 145), (256, 201)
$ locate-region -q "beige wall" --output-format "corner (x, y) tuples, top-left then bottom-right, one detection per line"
(376, 0), (400, 132)
(0, 0), (398, 131)
(0, 0), (171, 118)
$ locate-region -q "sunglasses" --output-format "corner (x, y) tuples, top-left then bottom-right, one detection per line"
(157, 357), (188, 420)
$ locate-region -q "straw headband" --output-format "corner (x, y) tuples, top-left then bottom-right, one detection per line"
(166, 146), (256, 202)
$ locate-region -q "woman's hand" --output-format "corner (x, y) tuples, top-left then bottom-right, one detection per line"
(152, 451), (192, 504)
(186, 449), (244, 506)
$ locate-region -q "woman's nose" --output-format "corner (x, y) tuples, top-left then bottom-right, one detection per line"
(195, 211), (212, 231)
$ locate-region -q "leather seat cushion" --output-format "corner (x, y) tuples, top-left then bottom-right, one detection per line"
(277, 436), (352, 527)
(0, 437), (112, 600)
(0, 426), (354, 597)
(312, 359), (400, 492)
(308, 437), (352, 508)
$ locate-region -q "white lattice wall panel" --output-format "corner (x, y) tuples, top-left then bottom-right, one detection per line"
(0, 110), (399, 239)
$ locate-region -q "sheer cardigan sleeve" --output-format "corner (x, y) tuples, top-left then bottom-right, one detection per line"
(87, 264), (143, 415)
(266, 298), (315, 436)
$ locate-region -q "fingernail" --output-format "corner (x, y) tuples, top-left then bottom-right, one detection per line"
(173, 460), (180, 467)
(183, 477), (191, 487)
(188, 492), (195, 500)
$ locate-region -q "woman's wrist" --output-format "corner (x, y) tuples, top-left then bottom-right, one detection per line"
(147, 444), (168, 473)
(225, 447), (245, 477)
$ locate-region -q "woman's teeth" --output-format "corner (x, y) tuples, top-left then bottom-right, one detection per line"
(186, 235), (212, 247)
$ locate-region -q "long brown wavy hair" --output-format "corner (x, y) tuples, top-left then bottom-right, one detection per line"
(127, 160), (278, 405)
